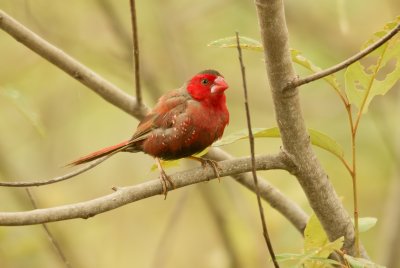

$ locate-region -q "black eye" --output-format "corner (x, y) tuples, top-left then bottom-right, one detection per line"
(201, 78), (209, 85)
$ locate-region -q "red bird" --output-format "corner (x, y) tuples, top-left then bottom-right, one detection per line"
(69, 70), (229, 197)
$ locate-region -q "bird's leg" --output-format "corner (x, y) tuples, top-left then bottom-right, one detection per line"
(188, 156), (221, 182)
(155, 158), (175, 199)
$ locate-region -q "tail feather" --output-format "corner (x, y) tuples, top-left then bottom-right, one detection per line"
(67, 140), (132, 166)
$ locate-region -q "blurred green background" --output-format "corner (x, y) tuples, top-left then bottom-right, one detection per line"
(0, 0), (399, 267)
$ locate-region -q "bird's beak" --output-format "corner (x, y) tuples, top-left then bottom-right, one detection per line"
(211, 76), (228, 94)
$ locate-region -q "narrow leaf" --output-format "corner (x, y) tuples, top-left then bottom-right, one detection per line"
(304, 214), (329, 252)
(344, 254), (386, 268)
(150, 148), (209, 171)
(214, 127), (344, 159)
(291, 49), (343, 93)
(302, 215), (344, 267)
(276, 253), (342, 267)
(207, 36), (263, 51)
(150, 160), (180, 172)
(345, 16), (400, 113)
(351, 217), (378, 233)
(208, 35), (344, 93)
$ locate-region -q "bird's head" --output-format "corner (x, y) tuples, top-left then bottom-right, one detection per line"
(186, 70), (229, 102)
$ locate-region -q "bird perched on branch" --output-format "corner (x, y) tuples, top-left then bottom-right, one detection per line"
(68, 70), (230, 198)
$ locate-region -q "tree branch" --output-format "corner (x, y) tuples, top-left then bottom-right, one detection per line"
(0, 153), (288, 226)
(289, 22), (400, 89)
(0, 9), (149, 119)
(254, 0), (367, 257)
(0, 9), (308, 236)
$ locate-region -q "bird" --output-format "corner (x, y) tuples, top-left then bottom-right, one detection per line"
(68, 69), (230, 198)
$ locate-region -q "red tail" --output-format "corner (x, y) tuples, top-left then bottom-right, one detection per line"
(67, 140), (131, 166)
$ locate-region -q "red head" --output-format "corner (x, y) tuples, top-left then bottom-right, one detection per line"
(186, 70), (229, 103)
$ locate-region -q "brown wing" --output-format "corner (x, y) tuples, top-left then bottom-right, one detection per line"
(129, 88), (190, 142)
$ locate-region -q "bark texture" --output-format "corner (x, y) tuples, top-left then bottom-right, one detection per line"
(254, 0), (365, 256)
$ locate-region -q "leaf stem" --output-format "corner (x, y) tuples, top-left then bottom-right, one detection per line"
(350, 42), (388, 257)
(351, 129), (359, 257)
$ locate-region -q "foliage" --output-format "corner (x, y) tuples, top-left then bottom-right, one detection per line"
(213, 127), (344, 161)
(276, 214), (344, 268)
(345, 16), (400, 114)
(276, 215), (381, 268)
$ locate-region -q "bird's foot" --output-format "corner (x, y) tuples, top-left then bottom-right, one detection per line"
(159, 169), (175, 200)
(155, 157), (175, 199)
(189, 156), (221, 182)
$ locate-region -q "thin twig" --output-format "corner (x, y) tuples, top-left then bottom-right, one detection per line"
(96, 0), (163, 100)
(0, 151), (118, 187)
(0, 9), (148, 119)
(129, 0), (142, 105)
(289, 23), (400, 89)
(25, 189), (72, 268)
(235, 32), (279, 268)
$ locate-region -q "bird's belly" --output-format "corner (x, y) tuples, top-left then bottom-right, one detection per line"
(141, 124), (220, 160)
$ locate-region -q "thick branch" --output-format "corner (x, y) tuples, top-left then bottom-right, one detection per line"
(0, 9), (148, 119)
(254, 0), (366, 257)
(0, 154), (288, 226)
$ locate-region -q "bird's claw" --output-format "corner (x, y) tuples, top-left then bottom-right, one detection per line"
(159, 169), (175, 200)
(199, 158), (221, 182)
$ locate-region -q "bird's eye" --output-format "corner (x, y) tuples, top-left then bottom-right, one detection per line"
(201, 78), (209, 85)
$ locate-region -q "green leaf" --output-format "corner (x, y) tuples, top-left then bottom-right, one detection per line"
(304, 214), (329, 252)
(276, 215), (344, 267)
(304, 215), (344, 257)
(150, 160), (180, 172)
(208, 36), (344, 93)
(212, 127), (277, 147)
(304, 215), (344, 256)
(351, 217), (378, 233)
(207, 36), (263, 51)
(302, 214), (344, 267)
(345, 16), (400, 113)
(307, 129), (344, 159)
(344, 254), (386, 268)
(276, 253), (342, 267)
(149, 148), (209, 171)
(0, 87), (46, 137)
(291, 49), (343, 93)
(213, 127), (344, 159)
